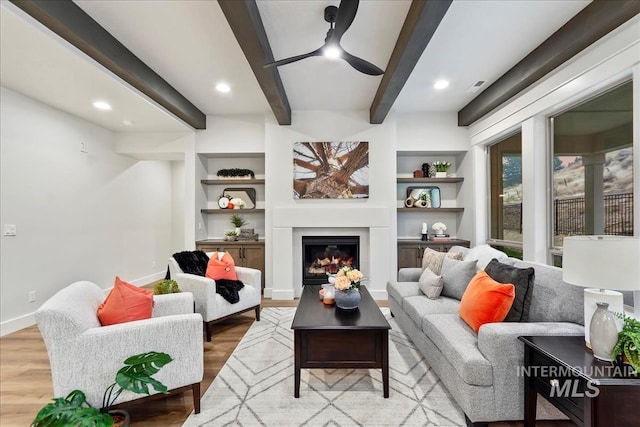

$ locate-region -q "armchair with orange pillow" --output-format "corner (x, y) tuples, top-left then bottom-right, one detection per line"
(35, 279), (203, 414)
(168, 251), (261, 341)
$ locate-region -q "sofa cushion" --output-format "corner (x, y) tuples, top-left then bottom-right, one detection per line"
(421, 314), (493, 386)
(459, 270), (515, 332)
(465, 244), (508, 270)
(485, 259), (535, 322)
(97, 277), (154, 326)
(418, 268), (444, 299)
(441, 257), (478, 300)
(402, 295), (460, 328)
(421, 248), (463, 274)
(387, 281), (422, 305)
(514, 261), (584, 324)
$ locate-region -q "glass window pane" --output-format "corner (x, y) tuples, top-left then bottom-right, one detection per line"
(489, 132), (523, 243)
(552, 81), (634, 247)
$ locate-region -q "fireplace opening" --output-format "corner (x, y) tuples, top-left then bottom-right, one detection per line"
(302, 236), (360, 285)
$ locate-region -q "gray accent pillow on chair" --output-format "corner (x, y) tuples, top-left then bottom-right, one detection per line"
(441, 257), (478, 300)
(485, 258), (535, 322)
(418, 267), (444, 299)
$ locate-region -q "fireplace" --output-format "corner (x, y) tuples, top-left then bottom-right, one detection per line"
(302, 236), (360, 285)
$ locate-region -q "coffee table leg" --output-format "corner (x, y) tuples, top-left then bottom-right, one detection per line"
(382, 330), (389, 398)
(294, 330), (301, 398)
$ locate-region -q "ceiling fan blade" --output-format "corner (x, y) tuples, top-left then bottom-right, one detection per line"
(264, 48), (322, 69)
(333, 0), (359, 41)
(341, 50), (384, 76)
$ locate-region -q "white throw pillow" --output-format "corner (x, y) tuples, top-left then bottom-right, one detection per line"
(418, 267), (444, 299)
(465, 244), (508, 271)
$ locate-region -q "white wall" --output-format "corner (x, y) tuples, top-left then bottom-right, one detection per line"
(0, 87), (173, 335)
(171, 160), (185, 253)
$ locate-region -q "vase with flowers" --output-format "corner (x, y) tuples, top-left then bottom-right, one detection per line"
(433, 161), (451, 178)
(333, 266), (363, 310)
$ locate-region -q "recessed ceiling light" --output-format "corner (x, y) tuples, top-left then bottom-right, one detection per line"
(122, 119), (134, 126)
(92, 100), (112, 111)
(434, 80), (450, 90)
(323, 46), (341, 60)
(215, 82), (231, 93)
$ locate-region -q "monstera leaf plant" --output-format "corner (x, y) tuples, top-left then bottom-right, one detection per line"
(32, 351), (172, 427)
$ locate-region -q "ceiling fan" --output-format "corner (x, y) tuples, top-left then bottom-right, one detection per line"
(263, 0), (384, 76)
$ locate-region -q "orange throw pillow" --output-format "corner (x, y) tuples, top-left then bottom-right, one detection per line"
(459, 270), (515, 333)
(205, 252), (238, 281)
(97, 277), (154, 326)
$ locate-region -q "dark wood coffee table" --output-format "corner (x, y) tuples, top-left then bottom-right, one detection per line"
(291, 285), (391, 398)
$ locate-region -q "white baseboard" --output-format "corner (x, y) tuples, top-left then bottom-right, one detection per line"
(1, 312), (36, 337)
(0, 270), (166, 337)
(270, 289), (295, 300)
(263, 288), (272, 298)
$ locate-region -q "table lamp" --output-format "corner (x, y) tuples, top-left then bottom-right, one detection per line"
(562, 236), (640, 359)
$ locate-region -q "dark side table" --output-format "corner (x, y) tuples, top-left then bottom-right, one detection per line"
(519, 336), (639, 427)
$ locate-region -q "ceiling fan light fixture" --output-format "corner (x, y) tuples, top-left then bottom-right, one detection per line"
(322, 46), (342, 60)
(215, 82), (231, 93)
(434, 80), (450, 90)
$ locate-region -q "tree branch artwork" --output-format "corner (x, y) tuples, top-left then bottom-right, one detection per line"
(293, 142), (369, 199)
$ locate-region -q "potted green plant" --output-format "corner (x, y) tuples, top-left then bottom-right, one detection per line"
(230, 214), (247, 234)
(224, 230), (239, 241)
(32, 351), (172, 427)
(153, 279), (181, 295)
(612, 313), (640, 374)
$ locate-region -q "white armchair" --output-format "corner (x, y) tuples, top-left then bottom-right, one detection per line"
(168, 253), (261, 341)
(35, 281), (203, 413)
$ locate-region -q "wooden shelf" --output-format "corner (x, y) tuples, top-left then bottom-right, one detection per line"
(397, 207), (464, 213)
(396, 177), (463, 183)
(201, 179), (265, 185)
(201, 209), (265, 214)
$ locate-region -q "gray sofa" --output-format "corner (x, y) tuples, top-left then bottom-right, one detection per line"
(387, 246), (585, 427)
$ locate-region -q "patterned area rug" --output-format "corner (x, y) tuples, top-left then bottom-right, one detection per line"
(183, 307), (465, 427)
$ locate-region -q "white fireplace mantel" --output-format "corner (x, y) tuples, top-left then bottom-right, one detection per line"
(270, 205), (393, 300)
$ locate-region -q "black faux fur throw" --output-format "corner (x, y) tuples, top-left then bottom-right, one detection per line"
(215, 279), (245, 304)
(168, 250), (210, 278)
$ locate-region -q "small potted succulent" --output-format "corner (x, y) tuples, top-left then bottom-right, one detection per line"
(153, 279), (181, 295)
(224, 230), (239, 241)
(31, 351), (172, 427)
(612, 313), (640, 374)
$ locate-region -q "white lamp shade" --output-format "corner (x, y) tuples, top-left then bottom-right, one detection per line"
(562, 236), (640, 292)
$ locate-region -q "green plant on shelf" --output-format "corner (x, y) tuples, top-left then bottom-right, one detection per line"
(230, 214), (247, 228)
(153, 279), (181, 295)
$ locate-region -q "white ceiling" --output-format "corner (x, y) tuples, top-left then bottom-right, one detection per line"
(0, 0), (591, 132)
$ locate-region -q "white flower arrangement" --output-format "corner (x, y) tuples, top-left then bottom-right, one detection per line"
(432, 161), (451, 172)
(334, 266), (363, 291)
(229, 198), (246, 209)
(432, 222), (447, 234)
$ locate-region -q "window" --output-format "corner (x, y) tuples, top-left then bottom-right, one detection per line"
(489, 131), (523, 258)
(551, 81), (634, 253)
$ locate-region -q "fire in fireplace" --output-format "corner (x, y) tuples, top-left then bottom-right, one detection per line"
(302, 236), (360, 285)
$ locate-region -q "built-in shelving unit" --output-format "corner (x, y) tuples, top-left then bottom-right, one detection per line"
(396, 151), (467, 242)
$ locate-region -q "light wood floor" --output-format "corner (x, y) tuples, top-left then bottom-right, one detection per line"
(0, 297), (574, 427)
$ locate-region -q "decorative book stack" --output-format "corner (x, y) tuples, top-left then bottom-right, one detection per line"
(430, 234), (451, 242)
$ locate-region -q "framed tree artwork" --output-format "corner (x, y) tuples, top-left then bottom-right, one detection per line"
(293, 142), (369, 199)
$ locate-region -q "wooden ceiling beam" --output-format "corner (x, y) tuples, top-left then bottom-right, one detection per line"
(369, 0), (452, 125)
(218, 0), (291, 125)
(10, 0), (207, 129)
(458, 0), (640, 127)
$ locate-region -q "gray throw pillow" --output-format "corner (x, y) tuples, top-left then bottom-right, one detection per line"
(485, 258), (535, 322)
(441, 257), (478, 300)
(418, 267), (444, 299)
